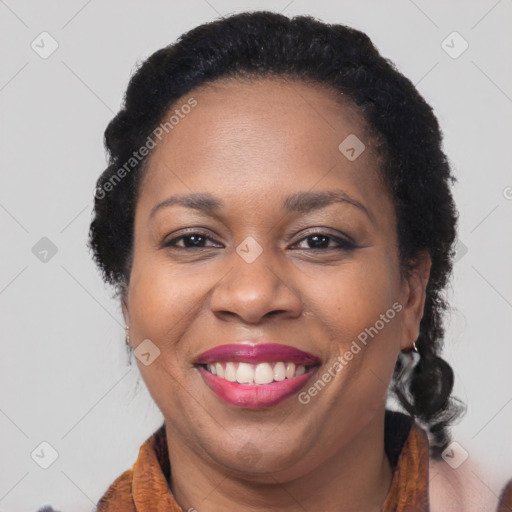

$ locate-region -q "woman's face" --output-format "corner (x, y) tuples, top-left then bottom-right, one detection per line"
(124, 78), (429, 480)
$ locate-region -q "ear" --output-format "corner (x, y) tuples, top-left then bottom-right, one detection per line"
(399, 250), (431, 351)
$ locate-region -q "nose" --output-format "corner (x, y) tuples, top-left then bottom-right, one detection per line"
(210, 247), (303, 325)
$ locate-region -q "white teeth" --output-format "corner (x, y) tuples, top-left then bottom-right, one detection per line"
(224, 362), (237, 382)
(236, 362), (254, 384)
(285, 362), (296, 379)
(254, 363), (274, 385)
(206, 361), (311, 384)
(295, 364), (306, 376)
(215, 362), (224, 379)
(273, 362), (286, 381)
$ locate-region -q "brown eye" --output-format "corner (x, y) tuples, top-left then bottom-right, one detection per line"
(292, 232), (356, 251)
(163, 231), (222, 249)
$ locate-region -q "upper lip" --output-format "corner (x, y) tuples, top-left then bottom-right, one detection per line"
(195, 342), (321, 366)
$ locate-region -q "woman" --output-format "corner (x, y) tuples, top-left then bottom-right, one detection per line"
(83, 11), (509, 512)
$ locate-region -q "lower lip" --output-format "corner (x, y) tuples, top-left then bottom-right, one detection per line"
(198, 366), (317, 408)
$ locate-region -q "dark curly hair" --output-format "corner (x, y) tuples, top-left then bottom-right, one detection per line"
(88, 11), (464, 458)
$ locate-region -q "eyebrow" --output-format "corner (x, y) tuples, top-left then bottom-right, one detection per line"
(283, 190), (372, 220)
(148, 189), (372, 222)
(148, 193), (223, 222)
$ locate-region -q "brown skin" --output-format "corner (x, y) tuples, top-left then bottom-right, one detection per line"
(122, 78), (431, 512)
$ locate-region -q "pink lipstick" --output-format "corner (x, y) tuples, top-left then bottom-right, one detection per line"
(195, 343), (320, 408)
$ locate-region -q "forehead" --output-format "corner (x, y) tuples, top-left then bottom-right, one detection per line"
(136, 77), (387, 218)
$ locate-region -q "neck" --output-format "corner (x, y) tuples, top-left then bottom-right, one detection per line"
(165, 410), (394, 512)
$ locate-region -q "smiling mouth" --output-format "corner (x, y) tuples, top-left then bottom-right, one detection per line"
(194, 343), (321, 407)
(200, 361), (316, 385)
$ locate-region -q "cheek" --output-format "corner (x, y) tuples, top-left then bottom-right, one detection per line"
(126, 260), (208, 415)
(305, 252), (401, 340)
(304, 251), (403, 390)
(127, 246), (207, 345)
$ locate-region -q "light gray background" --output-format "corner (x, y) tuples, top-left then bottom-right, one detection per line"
(1, 1), (511, 510)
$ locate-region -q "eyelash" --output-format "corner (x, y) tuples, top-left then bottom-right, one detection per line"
(162, 229), (356, 251)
